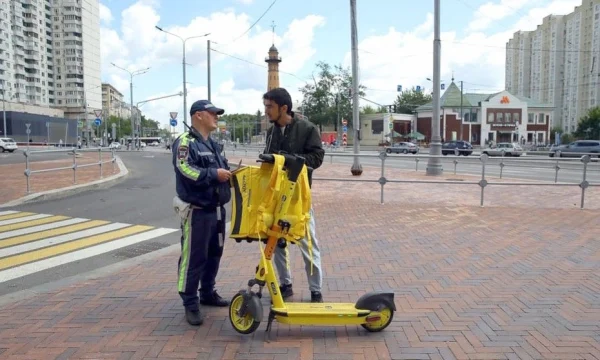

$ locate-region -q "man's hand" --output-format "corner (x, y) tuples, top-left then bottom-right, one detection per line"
(217, 168), (231, 183)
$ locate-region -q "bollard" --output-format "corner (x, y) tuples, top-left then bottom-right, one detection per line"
(112, 148), (116, 173)
(99, 148), (103, 179)
(415, 158), (419, 172)
(24, 149), (31, 193)
(73, 149), (77, 184)
(453, 159), (458, 175)
(554, 151), (561, 183)
(378, 151), (387, 204)
(479, 154), (488, 207)
(579, 155), (590, 209)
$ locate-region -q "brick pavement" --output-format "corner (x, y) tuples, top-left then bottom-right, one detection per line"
(0, 152), (118, 204)
(0, 157), (598, 359)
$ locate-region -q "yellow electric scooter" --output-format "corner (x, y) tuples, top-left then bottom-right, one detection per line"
(229, 153), (395, 340)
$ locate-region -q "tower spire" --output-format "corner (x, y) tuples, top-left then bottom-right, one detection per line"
(271, 21), (276, 44)
(451, 71), (455, 82)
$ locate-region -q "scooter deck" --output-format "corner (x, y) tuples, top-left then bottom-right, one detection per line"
(270, 302), (371, 325)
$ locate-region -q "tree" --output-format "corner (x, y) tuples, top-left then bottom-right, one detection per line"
(299, 61), (366, 131)
(361, 105), (378, 115)
(573, 106), (600, 140)
(393, 87), (432, 114)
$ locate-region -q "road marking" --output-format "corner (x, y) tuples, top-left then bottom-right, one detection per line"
(0, 225), (153, 270)
(0, 211), (178, 284)
(0, 218), (90, 240)
(0, 216), (70, 233)
(0, 213), (52, 226)
(0, 211), (19, 217)
(0, 220), (110, 249)
(0, 212), (35, 221)
(0, 228), (177, 283)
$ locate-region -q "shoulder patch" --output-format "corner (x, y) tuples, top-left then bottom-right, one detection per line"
(177, 145), (189, 160)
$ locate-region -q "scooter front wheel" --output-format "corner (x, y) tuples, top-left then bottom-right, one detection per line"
(229, 292), (261, 334)
(361, 304), (394, 332)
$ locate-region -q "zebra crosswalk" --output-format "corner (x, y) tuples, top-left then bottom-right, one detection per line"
(0, 210), (178, 284)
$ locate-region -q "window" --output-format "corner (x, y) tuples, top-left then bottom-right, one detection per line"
(496, 112), (503, 122)
(514, 113), (520, 124)
(505, 113), (512, 123)
(538, 113), (545, 124)
(528, 113), (534, 123)
(488, 112), (494, 123)
(371, 119), (383, 134)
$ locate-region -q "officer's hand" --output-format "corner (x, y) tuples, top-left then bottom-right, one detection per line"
(216, 169), (231, 183)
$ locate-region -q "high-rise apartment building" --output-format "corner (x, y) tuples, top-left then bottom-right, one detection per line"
(0, 0), (101, 122)
(505, 0), (600, 133)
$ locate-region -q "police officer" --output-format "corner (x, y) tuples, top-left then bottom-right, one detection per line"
(172, 99), (232, 326)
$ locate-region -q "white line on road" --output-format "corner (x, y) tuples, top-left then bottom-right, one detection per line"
(0, 223), (131, 258)
(0, 211), (19, 217)
(0, 227), (178, 283)
(0, 218), (90, 240)
(0, 213), (52, 226)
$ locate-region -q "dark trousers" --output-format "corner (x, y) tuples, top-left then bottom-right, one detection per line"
(177, 206), (225, 311)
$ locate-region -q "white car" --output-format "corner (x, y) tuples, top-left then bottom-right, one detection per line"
(0, 138), (18, 153)
(109, 142), (122, 149)
(482, 142), (523, 157)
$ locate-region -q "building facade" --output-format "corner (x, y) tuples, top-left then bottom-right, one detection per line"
(414, 83), (553, 147)
(505, 0), (600, 133)
(0, 0), (101, 136)
(101, 82), (130, 119)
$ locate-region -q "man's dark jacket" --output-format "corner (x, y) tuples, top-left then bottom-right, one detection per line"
(264, 116), (324, 186)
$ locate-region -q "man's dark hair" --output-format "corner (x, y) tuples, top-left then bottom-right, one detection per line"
(263, 87), (293, 116)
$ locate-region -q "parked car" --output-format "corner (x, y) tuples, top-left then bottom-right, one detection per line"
(0, 138), (18, 153)
(385, 142), (419, 154)
(549, 140), (600, 157)
(109, 142), (121, 149)
(442, 140), (473, 156)
(482, 142), (523, 157)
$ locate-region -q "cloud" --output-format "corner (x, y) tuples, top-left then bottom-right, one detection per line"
(467, 0), (530, 32)
(99, 1), (324, 132)
(347, 0), (582, 109)
(236, 0), (254, 4)
(99, 3), (113, 25)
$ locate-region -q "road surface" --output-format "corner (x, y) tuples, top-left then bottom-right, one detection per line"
(0, 151), (232, 298)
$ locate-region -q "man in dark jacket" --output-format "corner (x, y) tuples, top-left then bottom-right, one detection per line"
(262, 87), (326, 303)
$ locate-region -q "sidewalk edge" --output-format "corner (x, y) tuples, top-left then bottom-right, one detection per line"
(0, 156), (129, 209)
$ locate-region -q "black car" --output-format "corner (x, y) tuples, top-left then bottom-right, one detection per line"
(442, 140), (473, 156)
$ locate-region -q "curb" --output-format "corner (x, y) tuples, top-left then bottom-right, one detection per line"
(0, 156), (130, 209)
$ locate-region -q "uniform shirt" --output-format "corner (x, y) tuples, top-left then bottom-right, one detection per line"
(172, 131), (231, 209)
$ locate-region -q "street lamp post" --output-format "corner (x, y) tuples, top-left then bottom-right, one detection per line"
(110, 63), (150, 144)
(349, 0), (362, 176)
(426, 0), (443, 176)
(154, 26), (210, 128)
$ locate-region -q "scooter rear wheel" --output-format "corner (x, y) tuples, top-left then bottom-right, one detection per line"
(361, 304), (394, 332)
(229, 292), (261, 334)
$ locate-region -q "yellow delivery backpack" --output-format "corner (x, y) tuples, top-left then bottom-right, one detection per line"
(229, 154), (312, 244)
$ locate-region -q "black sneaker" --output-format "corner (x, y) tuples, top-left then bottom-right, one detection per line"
(185, 309), (203, 326)
(311, 291), (323, 303)
(279, 284), (293, 299)
(200, 290), (229, 307)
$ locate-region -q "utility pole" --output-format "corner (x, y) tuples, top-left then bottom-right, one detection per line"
(426, 0), (443, 176)
(207, 40), (212, 102)
(459, 80), (463, 141)
(2, 81), (6, 137)
(349, 0), (362, 176)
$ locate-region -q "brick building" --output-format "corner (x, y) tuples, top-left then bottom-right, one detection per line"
(415, 81), (554, 147)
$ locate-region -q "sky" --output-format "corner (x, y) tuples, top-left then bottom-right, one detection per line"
(98, 0), (583, 133)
